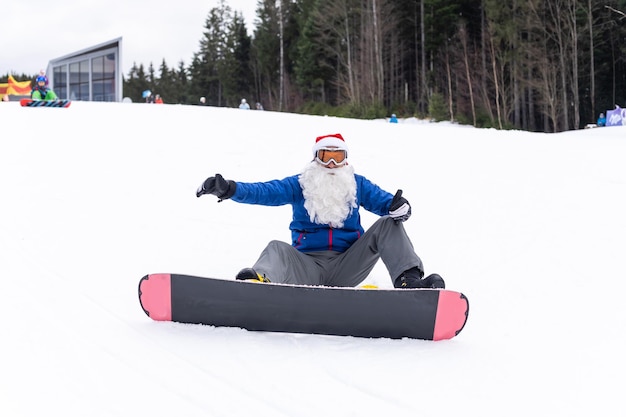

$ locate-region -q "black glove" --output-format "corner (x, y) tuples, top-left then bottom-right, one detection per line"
(196, 173), (237, 201)
(389, 189), (411, 222)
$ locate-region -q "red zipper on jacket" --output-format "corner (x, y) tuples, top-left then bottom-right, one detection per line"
(328, 228), (333, 251)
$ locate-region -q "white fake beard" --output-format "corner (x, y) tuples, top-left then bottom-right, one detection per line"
(299, 161), (357, 228)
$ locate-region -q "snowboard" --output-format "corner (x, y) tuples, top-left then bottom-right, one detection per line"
(138, 273), (469, 341)
(20, 98), (71, 108)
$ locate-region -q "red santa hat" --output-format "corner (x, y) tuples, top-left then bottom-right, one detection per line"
(312, 133), (348, 156)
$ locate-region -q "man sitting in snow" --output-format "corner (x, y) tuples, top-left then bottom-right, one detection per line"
(196, 133), (444, 289)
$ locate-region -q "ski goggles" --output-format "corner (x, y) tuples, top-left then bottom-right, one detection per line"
(315, 148), (348, 166)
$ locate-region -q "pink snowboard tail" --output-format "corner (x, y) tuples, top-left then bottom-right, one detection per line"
(138, 274), (172, 321)
(433, 291), (469, 341)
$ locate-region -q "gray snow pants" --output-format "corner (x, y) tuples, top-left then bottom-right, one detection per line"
(252, 216), (424, 287)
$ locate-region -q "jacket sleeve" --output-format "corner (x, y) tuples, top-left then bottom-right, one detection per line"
(231, 175), (302, 206)
(357, 175), (395, 216)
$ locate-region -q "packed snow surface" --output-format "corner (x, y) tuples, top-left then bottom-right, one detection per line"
(2, 101), (624, 416)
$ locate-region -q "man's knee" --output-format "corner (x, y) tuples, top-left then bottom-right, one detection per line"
(264, 240), (295, 255)
(266, 239), (290, 249)
(373, 216), (401, 230)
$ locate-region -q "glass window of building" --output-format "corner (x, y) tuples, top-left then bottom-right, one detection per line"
(53, 66), (67, 99)
(92, 54), (116, 101)
(69, 60), (90, 101)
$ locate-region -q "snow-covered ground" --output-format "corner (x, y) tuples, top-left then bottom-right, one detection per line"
(1, 101), (624, 416)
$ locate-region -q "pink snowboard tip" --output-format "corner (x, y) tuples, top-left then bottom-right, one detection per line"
(138, 273), (172, 321)
(433, 291), (469, 341)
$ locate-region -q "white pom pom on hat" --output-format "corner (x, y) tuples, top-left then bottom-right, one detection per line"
(312, 133), (349, 156)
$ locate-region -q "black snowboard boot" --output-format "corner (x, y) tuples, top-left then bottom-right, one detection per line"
(236, 268), (271, 283)
(394, 267), (445, 289)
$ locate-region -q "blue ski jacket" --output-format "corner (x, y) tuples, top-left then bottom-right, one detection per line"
(232, 174), (394, 253)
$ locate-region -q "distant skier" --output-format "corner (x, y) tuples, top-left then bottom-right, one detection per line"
(597, 112), (606, 127)
(31, 75), (57, 101)
(196, 133), (445, 289)
(239, 98), (250, 109)
(389, 114), (398, 123)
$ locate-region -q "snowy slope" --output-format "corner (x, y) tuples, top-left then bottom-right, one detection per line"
(1, 101), (625, 416)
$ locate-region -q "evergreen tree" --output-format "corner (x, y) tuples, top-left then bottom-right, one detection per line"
(156, 59), (178, 103)
(292, 0), (324, 102)
(192, 2), (232, 106)
(252, 0), (282, 108)
(225, 11), (253, 106)
(123, 63), (150, 103)
(174, 61), (190, 104)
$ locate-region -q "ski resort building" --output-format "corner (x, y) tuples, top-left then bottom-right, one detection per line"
(47, 37), (123, 102)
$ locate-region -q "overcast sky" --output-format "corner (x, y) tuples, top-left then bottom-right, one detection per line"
(2, 0), (258, 77)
